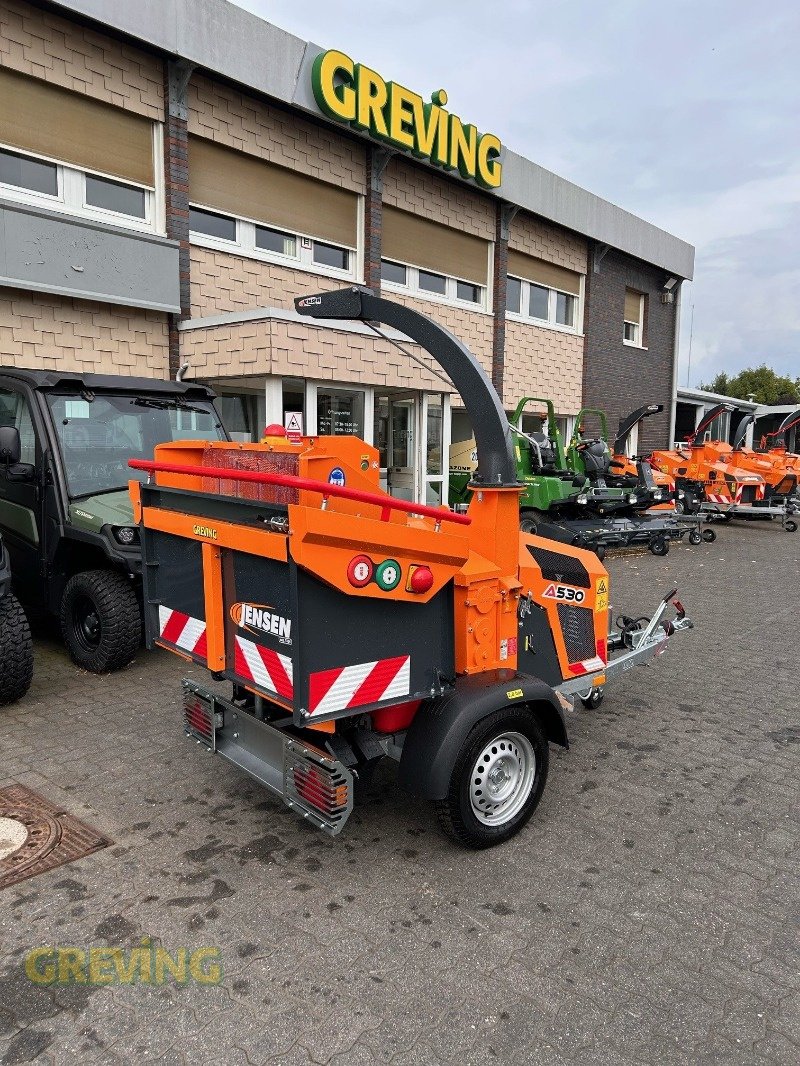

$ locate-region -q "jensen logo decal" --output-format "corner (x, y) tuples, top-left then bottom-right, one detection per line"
(297, 296), (322, 307)
(230, 602), (292, 645)
(193, 524), (217, 540)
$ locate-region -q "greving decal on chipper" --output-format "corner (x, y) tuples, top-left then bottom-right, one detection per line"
(130, 290), (693, 848)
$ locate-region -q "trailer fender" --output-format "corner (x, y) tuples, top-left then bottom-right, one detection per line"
(398, 672), (567, 801)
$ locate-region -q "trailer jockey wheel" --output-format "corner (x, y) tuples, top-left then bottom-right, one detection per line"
(595, 544), (607, 562)
(688, 529), (702, 545)
(579, 685), (605, 709)
(435, 707), (549, 848)
(650, 536), (669, 556)
(786, 520), (798, 533)
(702, 528), (717, 542)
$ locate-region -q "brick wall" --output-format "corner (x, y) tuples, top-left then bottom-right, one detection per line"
(188, 74), (366, 193)
(385, 292), (492, 382)
(509, 212), (587, 273)
(0, 0), (163, 119)
(583, 246), (677, 452)
(0, 289), (169, 376)
(382, 156), (495, 240)
(504, 321), (583, 414)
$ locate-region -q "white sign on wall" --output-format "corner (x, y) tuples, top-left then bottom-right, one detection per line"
(284, 411), (304, 440)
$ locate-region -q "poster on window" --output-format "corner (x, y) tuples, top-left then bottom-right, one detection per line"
(317, 389), (364, 437)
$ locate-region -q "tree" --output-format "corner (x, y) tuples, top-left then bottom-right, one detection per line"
(701, 365), (800, 405)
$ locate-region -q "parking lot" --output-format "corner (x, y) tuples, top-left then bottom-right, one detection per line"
(0, 521), (798, 1066)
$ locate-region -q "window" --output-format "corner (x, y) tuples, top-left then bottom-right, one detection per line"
(256, 225), (297, 257)
(0, 148), (57, 196)
(190, 207), (237, 242)
(0, 143), (156, 231)
(85, 174), (146, 219)
(313, 240), (349, 270)
(624, 289), (645, 346)
(381, 259), (486, 308)
(0, 388), (37, 465)
(507, 274), (582, 333)
(316, 388), (364, 437)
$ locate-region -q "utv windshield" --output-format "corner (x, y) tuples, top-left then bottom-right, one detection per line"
(46, 392), (226, 498)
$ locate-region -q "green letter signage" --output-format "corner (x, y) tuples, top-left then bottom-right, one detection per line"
(312, 50), (502, 190)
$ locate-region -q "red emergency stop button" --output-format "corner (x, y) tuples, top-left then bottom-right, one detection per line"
(347, 554), (374, 588)
(406, 564), (434, 594)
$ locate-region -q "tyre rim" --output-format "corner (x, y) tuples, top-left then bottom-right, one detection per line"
(73, 594), (102, 651)
(469, 731), (536, 826)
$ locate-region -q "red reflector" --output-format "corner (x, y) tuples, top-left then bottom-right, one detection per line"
(407, 565), (434, 594)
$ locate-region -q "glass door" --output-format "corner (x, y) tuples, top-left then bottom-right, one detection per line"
(421, 392), (451, 505)
(374, 392), (418, 502)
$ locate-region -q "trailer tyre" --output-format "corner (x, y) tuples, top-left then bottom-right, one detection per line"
(702, 528), (717, 542)
(0, 594), (33, 707)
(786, 520), (797, 533)
(435, 707), (549, 848)
(650, 536), (669, 556)
(61, 570), (141, 673)
(688, 529), (702, 545)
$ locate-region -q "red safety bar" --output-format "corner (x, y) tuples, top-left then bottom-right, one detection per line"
(129, 458), (472, 526)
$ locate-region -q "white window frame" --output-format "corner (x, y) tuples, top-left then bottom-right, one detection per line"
(505, 273), (584, 336)
(380, 256), (491, 315)
(623, 291), (646, 348)
(0, 133), (162, 235)
(189, 201), (359, 284)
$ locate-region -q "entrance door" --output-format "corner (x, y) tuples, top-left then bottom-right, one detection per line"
(374, 393), (417, 502)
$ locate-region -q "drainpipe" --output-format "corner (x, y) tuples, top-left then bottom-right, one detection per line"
(668, 282), (682, 446)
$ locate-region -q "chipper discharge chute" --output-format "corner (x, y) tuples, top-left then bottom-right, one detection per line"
(132, 289), (693, 848)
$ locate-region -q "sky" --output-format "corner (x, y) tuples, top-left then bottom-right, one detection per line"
(237, 0), (800, 388)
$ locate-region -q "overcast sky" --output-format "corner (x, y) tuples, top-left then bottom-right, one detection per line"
(238, 0), (799, 387)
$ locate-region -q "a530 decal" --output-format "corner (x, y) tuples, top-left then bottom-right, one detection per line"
(542, 583), (586, 603)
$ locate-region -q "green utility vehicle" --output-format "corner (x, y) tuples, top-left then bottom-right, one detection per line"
(0, 370), (227, 673)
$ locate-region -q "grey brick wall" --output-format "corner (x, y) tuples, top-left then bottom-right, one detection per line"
(583, 245), (677, 453)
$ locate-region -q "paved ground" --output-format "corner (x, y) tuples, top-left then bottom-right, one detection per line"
(0, 521), (798, 1065)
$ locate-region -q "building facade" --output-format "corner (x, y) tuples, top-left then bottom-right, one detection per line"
(0, 0), (694, 504)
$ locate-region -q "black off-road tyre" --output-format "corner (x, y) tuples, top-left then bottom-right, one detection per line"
(61, 569), (141, 673)
(0, 593), (34, 707)
(435, 707), (549, 849)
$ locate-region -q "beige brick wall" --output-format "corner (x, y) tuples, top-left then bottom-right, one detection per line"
(509, 212), (587, 274)
(0, 289), (169, 377)
(180, 317), (445, 393)
(503, 320), (583, 414)
(190, 247), (351, 319)
(385, 292), (492, 381)
(383, 156), (495, 241)
(0, 0), (163, 119)
(188, 74), (366, 194)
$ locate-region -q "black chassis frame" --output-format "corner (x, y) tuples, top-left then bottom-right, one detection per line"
(0, 368), (228, 616)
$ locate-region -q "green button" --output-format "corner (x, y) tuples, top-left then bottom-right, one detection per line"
(375, 559), (402, 591)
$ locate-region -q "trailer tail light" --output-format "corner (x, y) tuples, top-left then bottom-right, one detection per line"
(285, 744), (352, 832)
(182, 683), (220, 750)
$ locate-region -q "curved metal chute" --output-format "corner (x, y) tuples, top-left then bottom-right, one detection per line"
(732, 412), (754, 451)
(295, 287), (518, 487)
(688, 402), (737, 445)
(613, 403), (663, 455)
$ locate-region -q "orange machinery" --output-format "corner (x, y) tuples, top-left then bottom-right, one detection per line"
(610, 403), (678, 510)
(131, 289), (692, 847)
(725, 411), (800, 500)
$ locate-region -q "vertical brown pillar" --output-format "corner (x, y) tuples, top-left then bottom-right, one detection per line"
(164, 59), (194, 378)
(491, 203), (518, 402)
(364, 147), (393, 295)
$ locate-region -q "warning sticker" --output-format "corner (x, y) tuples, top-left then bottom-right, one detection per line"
(596, 577), (608, 611)
(284, 411), (303, 441)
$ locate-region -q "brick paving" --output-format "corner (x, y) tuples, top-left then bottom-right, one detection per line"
(0, 523), (798, 1065)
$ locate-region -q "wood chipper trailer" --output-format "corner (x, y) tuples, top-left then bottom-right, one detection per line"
(131, 290), (692, 848)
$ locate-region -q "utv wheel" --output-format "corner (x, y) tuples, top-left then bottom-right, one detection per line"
(702, 528), (717, 542)
(0, 594), (33, 707)
(435, 708), (549, 849)
(650, 536), (669, 556)
(61, 570), (141, 673)
(579, 685), (605, 709)
(688, 528), (702, 545)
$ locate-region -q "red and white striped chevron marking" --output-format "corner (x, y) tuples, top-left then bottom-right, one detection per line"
(309, 656), (411, 716)
(158, 605), (207, 659)
(234, 636), (294, 701)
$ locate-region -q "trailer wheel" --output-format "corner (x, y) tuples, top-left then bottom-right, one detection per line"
(435, 708), (549, 848)
(595, 545), (606, 562)
(61, 570), (141, 673)
(702, 528), (717, 542)
(650, 536), (669, 556)
(786, 520), (798, 533)
(688, 528), (702, 545)
(0, 594), (33, 707)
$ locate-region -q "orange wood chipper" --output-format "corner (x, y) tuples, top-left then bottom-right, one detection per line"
(130, 289), (692, 847)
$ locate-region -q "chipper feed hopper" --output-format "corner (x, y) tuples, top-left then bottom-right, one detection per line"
(131, 289), (692, 848)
